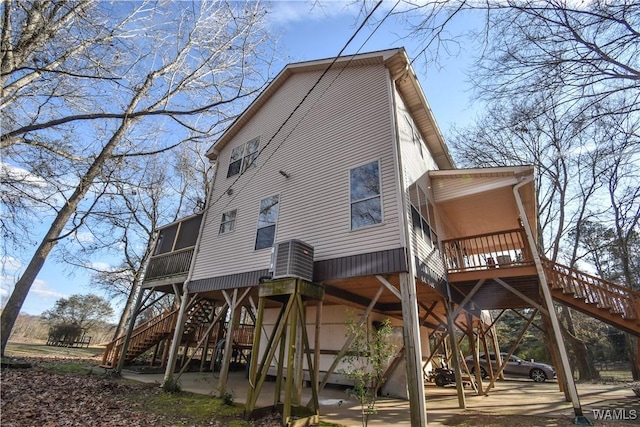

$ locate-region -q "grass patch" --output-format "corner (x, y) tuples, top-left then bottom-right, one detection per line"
(127, 389), (249, 426)
(5, 342), (104, 359)
(596, 369), (634, 383)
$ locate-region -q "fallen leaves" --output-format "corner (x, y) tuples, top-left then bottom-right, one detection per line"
(1, 356), (282, 426)
(1, 362), (167, 427)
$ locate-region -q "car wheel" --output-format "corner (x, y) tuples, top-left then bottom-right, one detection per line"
(435, 375), (447, 387)
(470, 367), (488, 379)
(530, 368), (547, 382)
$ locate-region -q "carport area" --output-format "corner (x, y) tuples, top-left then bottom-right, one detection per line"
(121, 370), (639, 425)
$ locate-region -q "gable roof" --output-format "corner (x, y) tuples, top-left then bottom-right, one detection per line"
(206, 48), (455, 170)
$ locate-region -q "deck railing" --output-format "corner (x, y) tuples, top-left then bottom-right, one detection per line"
(442, 228), (533, 273)
(232, 324), (255, 346)
(144, 246), (195, 281)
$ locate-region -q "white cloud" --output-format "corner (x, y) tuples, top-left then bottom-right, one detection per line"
(88, 261), (113, 271)
(1, 274), (67, 309)
(0, 162), (48, 188)
(74, 231), (95, 244)
(31, 279), (67, 300)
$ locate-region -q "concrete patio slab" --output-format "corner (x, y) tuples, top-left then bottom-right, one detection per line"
(120, 371), (640, 426)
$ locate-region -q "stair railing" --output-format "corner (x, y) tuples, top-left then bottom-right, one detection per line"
(541, 258), (640, 321)
(101, 308), (179, 367)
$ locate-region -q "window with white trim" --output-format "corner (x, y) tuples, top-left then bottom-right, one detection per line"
(255, 195), (279, 250)
(350, 160), (382, 230)
(219, 209), (237, 234)
(408, 183), (438, 245)
(227, 137), (259, 178)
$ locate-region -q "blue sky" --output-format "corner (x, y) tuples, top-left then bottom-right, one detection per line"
(2, 1), (481, 320)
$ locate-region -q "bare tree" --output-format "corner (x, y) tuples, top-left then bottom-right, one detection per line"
(0, 0), (275, 355)
(450, 97), (613, 379)
(392, 0), (639, 119)
(393, 0), (638, 379)
(472, 0), (639, 121)
(58, 142), (213, 339)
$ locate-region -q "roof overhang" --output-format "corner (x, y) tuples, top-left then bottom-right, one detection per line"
(428, 166), (537, 240)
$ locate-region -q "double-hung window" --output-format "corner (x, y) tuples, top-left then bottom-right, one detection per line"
(219, 209), (237, 234)
(408, 183), (438, 245)
(255, 195), (279, 250)
(350, 160), (382, 230)
(227, 137), (260, 178)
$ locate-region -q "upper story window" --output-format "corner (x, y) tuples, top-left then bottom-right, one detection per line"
(350, 160), (382, 230)
(255, 195), (279, 250)
(227, 137), (259, 178)
(219, 209), (237, 234)
(408, 183), (438, 246)
(405, 115), (424, 159)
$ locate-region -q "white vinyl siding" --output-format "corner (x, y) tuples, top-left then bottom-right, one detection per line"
(190, 63), (402, 280)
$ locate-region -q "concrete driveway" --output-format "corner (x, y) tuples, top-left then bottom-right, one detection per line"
(121, 371), (640, 426)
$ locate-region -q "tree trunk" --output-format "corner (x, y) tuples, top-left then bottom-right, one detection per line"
(0, 72), (153, 355)
(626, 335), (639, 380)
(559, 307), (599, 381)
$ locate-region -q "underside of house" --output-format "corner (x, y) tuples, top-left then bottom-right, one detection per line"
(101, 167), (640, 422)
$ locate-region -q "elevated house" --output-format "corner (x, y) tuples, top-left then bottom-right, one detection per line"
(102, 48), (640, 425)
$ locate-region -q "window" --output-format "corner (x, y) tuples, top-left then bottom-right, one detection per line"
(350, 161), (382, 230)
(219, 209), (237, 234)
(255, 195), (279, 250)
(227, 137), (259, 178)
(408, 183), (438, 245)
(405, 115), (424, 159)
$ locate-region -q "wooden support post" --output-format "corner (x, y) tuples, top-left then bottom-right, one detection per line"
(541, 310), (567, 396)
(399, 272), (427, 427)
(176, 302), (229, 379)
(514, 179), (585, 422)
(294, 299), (305, 403)
(283, 293), (299, 423)
(467, 313), (483, 394)
(246, 293), (266, 411)
(245, 278), (323, 425)
(275, 325), (286, 406)
(246, 295), (295, 413)
(314, 298), (322, 395)
(298, 296), (320, 415)
(163, 292), (191, 384)
(479, 322), (494, 389)
(151, 341), (160, 367)
(446, 299), (466, 409)
(161, 338), (170, 368)
(219, 289), (239, 393)
(484, 309), (538, 393)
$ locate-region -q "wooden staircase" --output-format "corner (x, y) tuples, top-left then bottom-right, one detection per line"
(542, 258), (640, 336)
(100, 299), (216, 369)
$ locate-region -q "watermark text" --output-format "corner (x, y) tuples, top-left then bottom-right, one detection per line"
(593, 408), (638, 421)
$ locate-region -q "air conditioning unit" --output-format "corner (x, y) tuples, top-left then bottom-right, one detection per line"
(270, 239), (314, 281)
